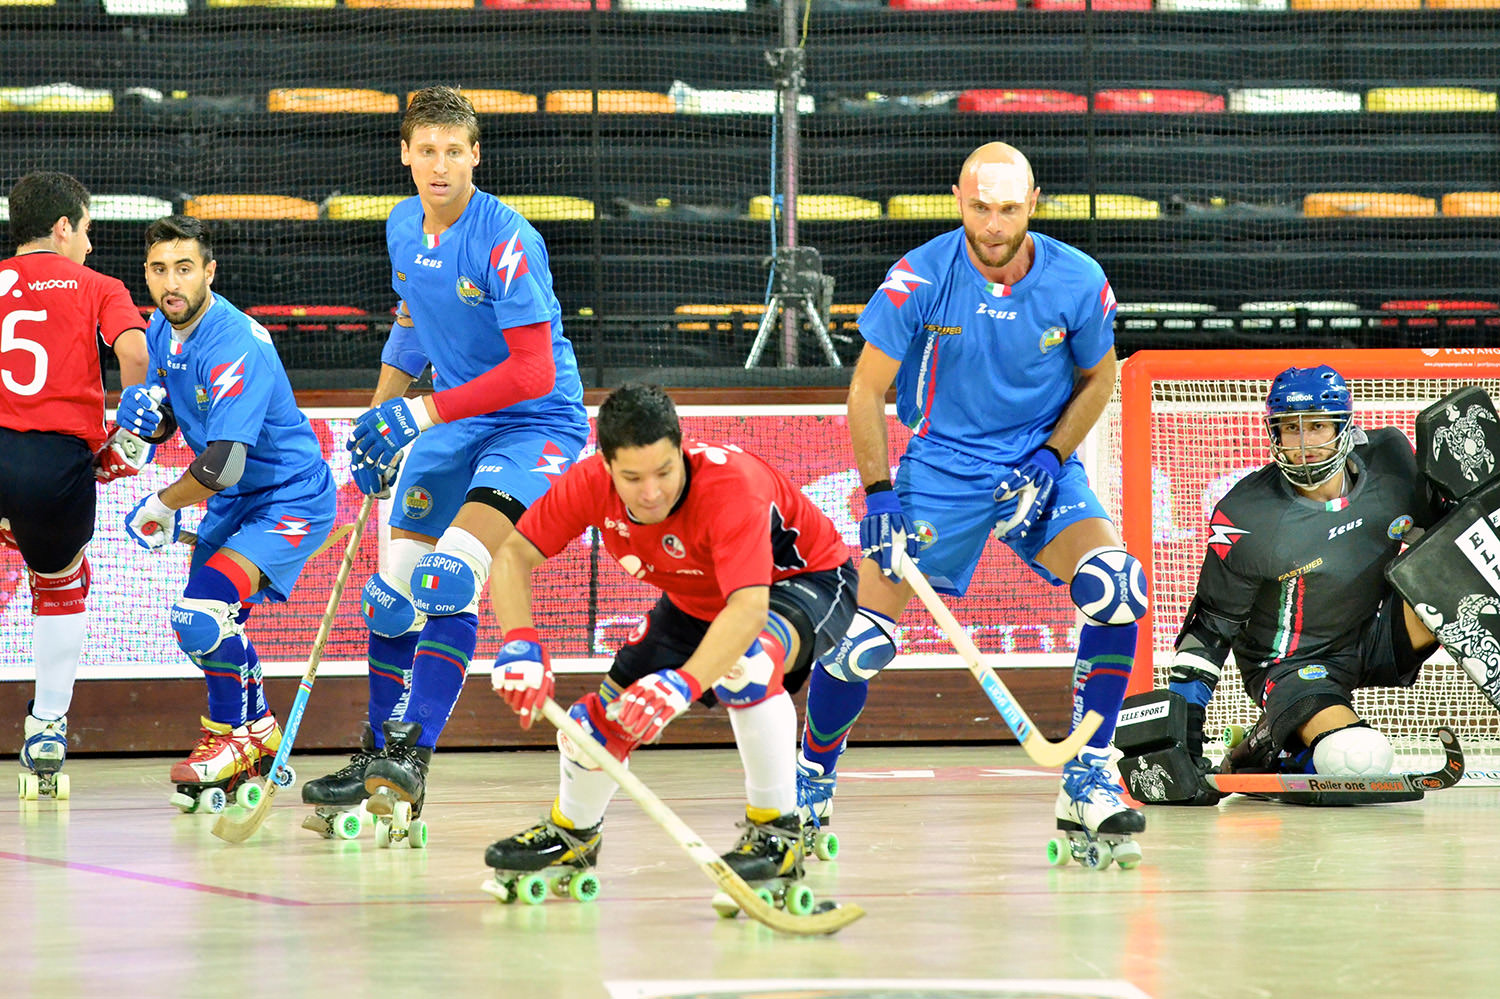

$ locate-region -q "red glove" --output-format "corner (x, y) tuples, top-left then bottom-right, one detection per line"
(612, 669), (702, 743)
(491, 628), (553, 730)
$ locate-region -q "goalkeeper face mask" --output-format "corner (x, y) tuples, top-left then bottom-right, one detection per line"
(1265, 364), (1355, 489)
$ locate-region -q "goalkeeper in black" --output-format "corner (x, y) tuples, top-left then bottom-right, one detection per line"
(1168, 364), (1446, 784)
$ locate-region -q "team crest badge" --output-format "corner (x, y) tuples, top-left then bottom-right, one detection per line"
(1388, 515), (1414, 540)
(914, 521), (938, 548)
(662, 535), (686, 559)
(402, 486), (432, 519)
(455, 275), (483, 307)
(194, 385), (209, 409)
(1039, 325), (1067, 353)
(1298, 664), (1329, 680)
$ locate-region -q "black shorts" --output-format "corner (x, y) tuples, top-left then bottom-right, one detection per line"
(1250, 593), (1433, 751)
(607, 561), (859, 699)
(0, 428), (96, 573)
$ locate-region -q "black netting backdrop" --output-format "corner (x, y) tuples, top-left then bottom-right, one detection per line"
(4, 3), (1500, 390)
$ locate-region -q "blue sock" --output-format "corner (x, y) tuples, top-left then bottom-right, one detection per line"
(368, 631), (419, 749)
(800, 664), (869, 773)
(234, 606), (270, 722)
(401, 612), (478, 748)
(1073, 621), (1137, 749)
(184, 568), (251, 727)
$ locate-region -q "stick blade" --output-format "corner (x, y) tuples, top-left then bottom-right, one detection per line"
(210, 784), (277, 844)
(708, 861), (866, 935)
(1021, 709), (1104, 768)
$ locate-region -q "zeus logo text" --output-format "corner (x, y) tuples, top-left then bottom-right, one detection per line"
(1328, 518), (1364, 540)
(414, 254), (442, 269)
(974, 303), (1017, 321)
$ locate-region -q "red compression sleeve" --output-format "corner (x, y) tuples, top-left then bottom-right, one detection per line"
(429, 320), (556, 424)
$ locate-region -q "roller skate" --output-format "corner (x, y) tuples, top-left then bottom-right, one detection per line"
(795, 752), (839, 861)
(480, 802), (602, 905)
(18, 705), (69, 801)
(1048, 747), (1145, 871)
(362, 720), (429, 849)
(712, 808), (820, 919)
(169, 714), (282, 814)
(300, 722), (377, 841)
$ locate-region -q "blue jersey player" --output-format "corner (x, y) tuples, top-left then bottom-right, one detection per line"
(798, 143), (1149, 867)
(326, 86), (589, 831)
(119, 215), (337, 812)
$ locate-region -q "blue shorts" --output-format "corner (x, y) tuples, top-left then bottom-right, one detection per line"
(388, 418), (588, 536)
(191, 463), (339, 603)
(897, 438), (1110, 597)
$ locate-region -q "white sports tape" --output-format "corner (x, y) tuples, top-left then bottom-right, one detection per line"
(975, 161), (1031, 206)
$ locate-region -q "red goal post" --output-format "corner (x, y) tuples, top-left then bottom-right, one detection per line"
(1105, 348), (1500, 765)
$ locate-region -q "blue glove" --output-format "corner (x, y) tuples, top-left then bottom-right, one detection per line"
(860, 487), (917, 582)
(347, 398), (430, 470)
(351, 451), (403, 499)
(992, 447), (1061, 541)
(125, 491), (180, 551)
(117, 384), (166, 438)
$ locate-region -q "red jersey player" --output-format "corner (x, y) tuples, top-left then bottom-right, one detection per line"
(487, 383), (856, 907)
(1, 171), (148, 799)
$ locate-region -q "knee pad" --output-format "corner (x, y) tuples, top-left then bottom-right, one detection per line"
(1311, 721), (1394, 777)
(820, 609), (898, 683)
(28, 557), (90, 616)
(712, 637), (787, 707)
(556, 692), (637, 770)
(1071, 547), (1149, 626)
(410, 527), (491, 617)
(171, 596), (241, 657)
(361, 572), (425, 638)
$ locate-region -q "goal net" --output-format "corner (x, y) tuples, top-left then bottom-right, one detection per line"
(1097, 349), (1500, 771)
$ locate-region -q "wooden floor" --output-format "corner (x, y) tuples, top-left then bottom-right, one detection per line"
(4, 744), (1498, 999)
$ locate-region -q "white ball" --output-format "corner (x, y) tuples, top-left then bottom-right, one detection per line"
(1072, 549), (1147, 626)
(1312, 725), (1394, 777)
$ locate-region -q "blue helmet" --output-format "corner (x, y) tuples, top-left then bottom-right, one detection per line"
(1264, 365), (1355, 488)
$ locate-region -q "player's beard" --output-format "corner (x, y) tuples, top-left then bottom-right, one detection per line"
(158, 285), (209, 326)
(965, 226), (1028, 270)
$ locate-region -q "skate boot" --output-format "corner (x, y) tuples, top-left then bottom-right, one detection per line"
(169, 714), (282, 814)
(480, 801), (603, 905)
(1049, 747), (1146, 871)
(362, 720), (430, 848)
(301, 722), (377, 840)
(796, 751), (839, 861)
(712, 807), (818, 918)
(18, 704), (69, 801)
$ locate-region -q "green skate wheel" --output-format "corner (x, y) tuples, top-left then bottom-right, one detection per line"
(1223, 724), (1246, 749)
(755, 886), (775, 907)
(1046, 837), (1070, 867)
(335, 811), (363, 840)
(784, 884), (815, 916)
(53, 773), (69, 800)
(1113, 840), (1142, 870)
(518, 874), (548, 905)
(236, 782), (262, 810)
(202, 786), (228, 813)
(409, 819), (428, 849)
(570, 872), (602, 903)
(19, 772), (38, 800)
(812, 830), (839, 861)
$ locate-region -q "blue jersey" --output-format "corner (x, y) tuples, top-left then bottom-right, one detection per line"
(145, 295), (326, 497)
(858, 229), (1117, 466)
(387, 191), (586, 430)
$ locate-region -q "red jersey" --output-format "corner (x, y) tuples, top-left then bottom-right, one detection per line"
(0, 252), (142, 449)
(519, 439), (852, 621)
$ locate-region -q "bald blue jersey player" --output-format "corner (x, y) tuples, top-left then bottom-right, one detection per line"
(797, 142), (1148, 868)
(314, 85), (588, 835)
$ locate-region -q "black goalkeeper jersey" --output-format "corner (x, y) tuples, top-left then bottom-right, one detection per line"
(1176, 427), (1444, 688)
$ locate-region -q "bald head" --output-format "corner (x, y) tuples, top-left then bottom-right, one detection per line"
(958, 142), (1036, 205)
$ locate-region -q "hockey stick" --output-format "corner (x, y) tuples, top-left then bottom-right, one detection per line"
(899, 550), (1102, 768)
(212, 494), (376, 844)
(180, 522), (355, 562)
(1205, 727), (1464, 796)
(539, 698), (865, 936)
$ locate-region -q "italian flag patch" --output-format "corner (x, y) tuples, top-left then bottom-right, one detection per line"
(419, 574), (439, 589)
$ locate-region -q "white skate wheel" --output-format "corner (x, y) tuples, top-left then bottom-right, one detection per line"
(202, 787), (228, 813)
(711, 891), (740, 919)
(334, 811), (362, 841)
(19, 772), (38, 800)
(1113, 840), (1142, 869)
(409, 819), (428, 849)
(54, 773), (69, 800)
(236, 782), (262, 810)
(170, 790), (197, 812)
(375, 820), (391, 849)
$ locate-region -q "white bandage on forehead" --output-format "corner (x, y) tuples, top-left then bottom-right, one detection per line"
(974, 161), (1031, 206)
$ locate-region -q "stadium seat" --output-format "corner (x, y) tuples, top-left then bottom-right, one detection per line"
(484, 0), (610, 8)
(103, 0), (187, 13)
(1365, 87), (1497, 113)
(887, 195), (959, 220)
(90, 195), (175, 221)
(184, 195), (319, 220)
(1227, 88), (1361, 113)
(956, 90), (1086, 113)
(1032, 0), (1152, 9)
(350, 0), (472, 7)
(544, 91), (674, 114)
(1033, 194), (1160, 220)
(1289, 0), (1418, 7)
(889, 0), (1017, 9)
(1302, 193), (1436, 218)
(675, 303), (862, 335)
(748, 195), (881, 221)
(246, 305), (368, 332)
(1380, 300), (1500, 329)
(1426, 0), (1500, 7)
(1094, 90), (1225, 113)
(1116, 302), (1217, 331)
(325, 195), (405, 221)
(209, 0), (335, 6)
(1442, 192), (1500, 217)
(1157, 0), (1286, 8)
(0, 84), (113, 112)
(267, 89), (400, 113)
(669, 82), (813, 115)
(620, 0), (747, 9)
(1241, 300), (1363, 330)
(0, 0), (57, 5)
(496, 196), (596, 221)
(407, 89), (536, 113)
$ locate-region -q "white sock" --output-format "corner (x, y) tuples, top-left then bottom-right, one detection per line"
(32, 612), (85, 720)
(557, 758), (620, 829)
(729, 692), (798, 815)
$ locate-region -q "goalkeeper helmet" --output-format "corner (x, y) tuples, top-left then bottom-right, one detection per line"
(1265, 364), (1355, 489)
